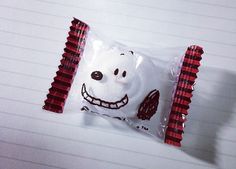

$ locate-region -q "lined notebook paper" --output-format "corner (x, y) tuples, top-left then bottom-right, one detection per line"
(0, 0), (236, 168)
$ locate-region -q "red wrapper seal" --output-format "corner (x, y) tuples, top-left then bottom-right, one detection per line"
(43, 18), (89, 113)
(165, 46), (203, 146)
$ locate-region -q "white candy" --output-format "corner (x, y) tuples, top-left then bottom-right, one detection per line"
(78, 46), (162, 119)
(74, 37), (180, 138)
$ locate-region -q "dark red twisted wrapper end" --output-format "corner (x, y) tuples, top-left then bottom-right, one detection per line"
(43, 18), (89, 113)
(165, 45), (204, 147)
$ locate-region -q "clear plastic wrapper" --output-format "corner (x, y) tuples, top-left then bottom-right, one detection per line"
(43, 18), (204, 146)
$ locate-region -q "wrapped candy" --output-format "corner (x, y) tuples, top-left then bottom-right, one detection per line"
(43, 18), (204, 146)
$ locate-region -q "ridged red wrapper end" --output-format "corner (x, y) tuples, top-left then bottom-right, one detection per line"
(43, 18), (89, 113)
(165, 45), (204, 147)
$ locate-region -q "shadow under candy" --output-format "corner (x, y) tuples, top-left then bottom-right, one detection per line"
(180, 66), (236, 165)
(66, 64), (236, 166)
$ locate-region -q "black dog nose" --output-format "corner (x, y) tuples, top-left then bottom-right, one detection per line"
(91, 71), (103, 81)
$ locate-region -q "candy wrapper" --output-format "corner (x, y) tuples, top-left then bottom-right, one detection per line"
(43, 18), (204, 146)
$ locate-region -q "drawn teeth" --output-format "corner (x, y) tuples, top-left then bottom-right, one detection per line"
(92, 99), (100, 105)
(121, 95), (128, 104)
(81, 84), (86, 96)
(101, 102), (109, 107)
(116, 102), (123, 107)
(81, 83), (128, 109)
(87, 97), (93, 102)
(110, 103), (117, 108)
(82, 84), (85, 92)
(84, 92), (88, 97)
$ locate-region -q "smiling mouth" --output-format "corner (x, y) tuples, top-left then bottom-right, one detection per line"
(81, 83), (129, 109)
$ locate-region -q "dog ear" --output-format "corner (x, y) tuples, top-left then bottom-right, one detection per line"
(129, 50), (134, 55)
(137, 89), (160, 120)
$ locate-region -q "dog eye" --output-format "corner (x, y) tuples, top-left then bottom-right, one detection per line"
(91, 71), (103, 81)
(114, 68), (119, 75)
(122, 71), (126, 77)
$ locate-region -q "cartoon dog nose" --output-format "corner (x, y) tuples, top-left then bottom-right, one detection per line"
(91, 71), (103, 81)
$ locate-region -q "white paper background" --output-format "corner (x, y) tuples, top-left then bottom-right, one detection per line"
(0, 0), (236, 169)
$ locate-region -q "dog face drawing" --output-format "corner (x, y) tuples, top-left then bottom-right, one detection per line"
(79, 48), (160, 120)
